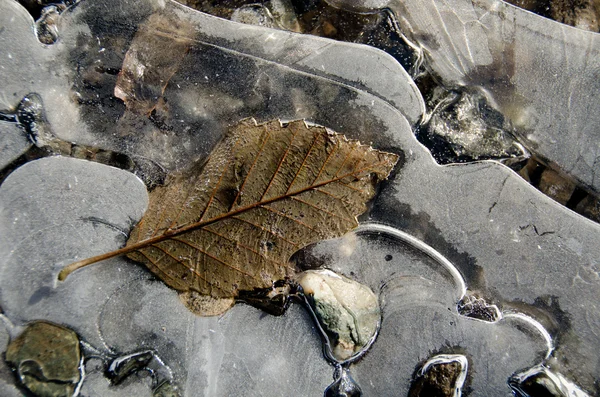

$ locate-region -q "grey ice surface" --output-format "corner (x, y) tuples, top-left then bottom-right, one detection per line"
(388, 0), (600, 193)
(0, 157), (331, 396)
(0, 0), (423, 171)
(79, 371), (154, 397)
(303, 231), (549, 395)
(0, 157), (149, 351)
(1, 0), (599, 395)
(0, 121), (30, 170)
(375, 158), (600, 393)
(98, 277), (331, 396)
(0, 321), (22, 397)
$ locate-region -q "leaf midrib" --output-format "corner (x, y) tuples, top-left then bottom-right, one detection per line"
(57, 160), (387, 280)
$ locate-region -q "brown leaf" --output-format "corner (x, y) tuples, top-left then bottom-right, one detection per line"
(59, 118), (398, 313)
(114, 13), (193, 115)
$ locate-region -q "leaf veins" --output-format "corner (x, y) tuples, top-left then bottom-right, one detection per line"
(59, 118), (398, 309)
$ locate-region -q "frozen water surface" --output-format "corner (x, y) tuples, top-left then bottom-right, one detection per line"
(1, 0), (599, 395)
(0, 121), (30, 170)
(0, 157), (331, 396)
(385, 0), (600, 193)
(0, 0), (423, 170)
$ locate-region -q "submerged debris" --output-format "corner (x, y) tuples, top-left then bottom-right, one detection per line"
(5, 321), (82, 397)
(504, 0), (600, 32)
(419, 89), (527, 164)
(230, 4), (276, 28)
(0, 93), (167, 188)
(518, 157), (600, 223)
(36, 5), (60, 45)
(297, 269), (380, 361)
(457, 293), (501, 323)
(323, 0), (392, 13)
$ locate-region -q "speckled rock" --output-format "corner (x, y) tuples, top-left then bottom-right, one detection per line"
(5, 321), (81, 397)
(408, 355), (468, 397)
(297, 269), (380, 361)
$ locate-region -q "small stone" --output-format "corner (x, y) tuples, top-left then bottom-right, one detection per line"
(297, 269), (380, 361)
(5, 321), (81, 397)
(409, 355), (467, 397)
(268, 0), (302, 32)
(325, 367), (362, 397)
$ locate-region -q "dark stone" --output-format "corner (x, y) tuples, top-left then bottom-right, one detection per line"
(5, 321), (81, 397)
(325, 367), (362, 397)
(409, 361), (462, 397)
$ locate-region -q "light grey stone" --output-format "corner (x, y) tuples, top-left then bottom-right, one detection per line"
(297, 269), (380, 361)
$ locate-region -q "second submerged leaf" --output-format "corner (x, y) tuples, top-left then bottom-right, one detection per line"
(62, 118), (398, 315)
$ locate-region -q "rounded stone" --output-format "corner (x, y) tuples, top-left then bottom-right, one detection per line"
(297, 269), (380, 361)
(5, 321), (81, 397)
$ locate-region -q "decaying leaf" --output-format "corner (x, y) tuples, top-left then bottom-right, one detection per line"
(114, 13), (193, 115)
(59, 118), (398, 314)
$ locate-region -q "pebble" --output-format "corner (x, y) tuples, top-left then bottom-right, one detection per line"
(5, 321), (81, 397)
(297, 269), (380, 361)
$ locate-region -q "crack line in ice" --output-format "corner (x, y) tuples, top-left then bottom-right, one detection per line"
(73, 353), (85, 397)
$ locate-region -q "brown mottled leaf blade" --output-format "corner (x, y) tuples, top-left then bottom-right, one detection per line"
(60, 118), (398, 314)
(114, 13), (192, 115)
